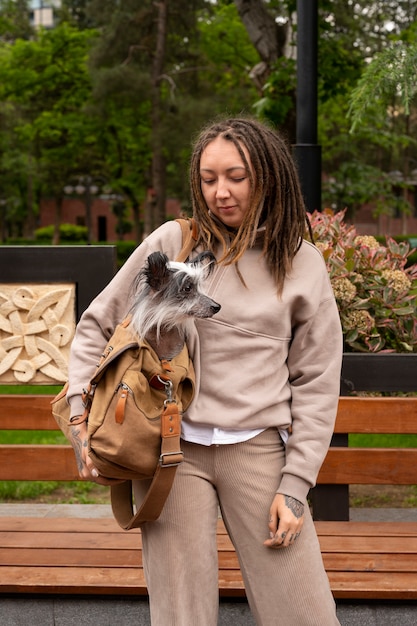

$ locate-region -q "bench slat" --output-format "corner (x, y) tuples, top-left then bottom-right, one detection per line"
(2, 395), (417, 433)
(322, 553), (417, 573)
(315, 521), (417, 537)
(0, 565), (246, 596)
(334, 397), (417, 434)
(326, 572), (417, 600)
(0, 445), (79, 480)
(4, 444), (417, 485)
(319, 535), (417, 553)
(0, 565), (148, 595)
(318, 448), (417, 484)
(0, 548), (141, 568)
(3, 444), (417, 484)
(0, 396), (57, 430)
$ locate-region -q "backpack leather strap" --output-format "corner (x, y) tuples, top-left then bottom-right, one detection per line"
(110, 399), (183, 529)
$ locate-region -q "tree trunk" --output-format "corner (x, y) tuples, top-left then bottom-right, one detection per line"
(234, 0), (289, 75)
(143, 0), (168, 238)
(53, 196), (63, 245)
(25, 159), (36, 240)
(234, 0), (282, 64)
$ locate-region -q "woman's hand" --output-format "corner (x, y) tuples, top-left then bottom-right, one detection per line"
(69, 419), (119, 486)
(263, 493), (304, 549)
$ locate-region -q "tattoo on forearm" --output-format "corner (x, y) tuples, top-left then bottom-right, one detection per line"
(284, 495), (304, 518)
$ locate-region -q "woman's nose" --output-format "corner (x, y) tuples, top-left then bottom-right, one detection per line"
(216, 179), (230, 199)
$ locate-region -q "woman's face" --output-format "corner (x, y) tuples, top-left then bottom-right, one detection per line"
(199, 136), (252, 229)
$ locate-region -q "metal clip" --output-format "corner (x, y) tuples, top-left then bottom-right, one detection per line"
(157, 376), (174, 404)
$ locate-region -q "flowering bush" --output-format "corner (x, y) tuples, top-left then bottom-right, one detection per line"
(307, 210), (417, 353)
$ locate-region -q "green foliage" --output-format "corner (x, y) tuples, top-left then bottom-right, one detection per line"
(0, 0), (33, 41)
(114, 240), (137, 267)
(308, 209), (417, 353)
(322, 161), (414, 221)
(349, 41), (417, 132)
(34, 223), (88, 242)
(197, 2), (260, 97)
(253, 57), (296, 127)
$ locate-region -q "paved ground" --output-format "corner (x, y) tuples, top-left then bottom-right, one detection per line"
(1, 504), (416, 625)
(1, 595), (416, 625)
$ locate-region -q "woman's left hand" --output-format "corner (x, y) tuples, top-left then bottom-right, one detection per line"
(263, 493), (304, 549)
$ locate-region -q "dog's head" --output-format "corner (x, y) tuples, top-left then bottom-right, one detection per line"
(142, 251), (221, 319)
(130, 251), (221, 341)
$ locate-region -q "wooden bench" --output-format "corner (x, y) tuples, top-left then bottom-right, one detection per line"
(1, 394), (417, 600)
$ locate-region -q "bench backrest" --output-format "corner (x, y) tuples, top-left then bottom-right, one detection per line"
(1, 395), (417, 484)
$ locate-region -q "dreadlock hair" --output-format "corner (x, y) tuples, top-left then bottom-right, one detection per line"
(190, 116), (312, 294)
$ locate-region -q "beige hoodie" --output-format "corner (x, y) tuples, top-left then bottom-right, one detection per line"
(68, 219), (343, 503)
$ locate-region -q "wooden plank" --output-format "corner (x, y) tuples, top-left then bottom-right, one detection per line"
(0, 396), (57, 430)
(0, 566), (246, 597)
(0, 548), (142, 568)
(0, 565), (148, 595)
(0, 445), (79, 480)
(318, 448), (417, 484)
(335, 397), (417, 434)
(5, 548), (416, 575)
(0, 531), (141, 550)
(2, 395), (417, 433)
(327, 572), (417, 600)
(322, 553), (417, 573)
(315, 521), (417, 537)
(318, 535), (417, 553)
(0, 517), (131, 533)
(1, 567), (416, 599)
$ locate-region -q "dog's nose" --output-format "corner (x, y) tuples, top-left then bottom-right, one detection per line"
(211, 302), (221, 314)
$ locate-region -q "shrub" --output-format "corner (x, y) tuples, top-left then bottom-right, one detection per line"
(34, 224), (88, 242)
(307, 209), (417, 353)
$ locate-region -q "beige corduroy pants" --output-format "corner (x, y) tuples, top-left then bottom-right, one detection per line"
(134, 428), (340, 626)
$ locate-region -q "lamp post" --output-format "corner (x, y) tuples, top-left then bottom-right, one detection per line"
(294, 0), (321, 213)
(64, 176), (101, 245)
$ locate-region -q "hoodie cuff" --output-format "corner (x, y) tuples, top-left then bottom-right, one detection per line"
(277, 473), (312, 505)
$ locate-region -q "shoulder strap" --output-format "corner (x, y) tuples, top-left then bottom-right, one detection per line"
(110, 397), (183, 529)
(175, 217), (198, 262)
(110, 218), (198, 530)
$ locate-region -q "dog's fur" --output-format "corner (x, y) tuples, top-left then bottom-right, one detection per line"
(130, 251), (221, 359)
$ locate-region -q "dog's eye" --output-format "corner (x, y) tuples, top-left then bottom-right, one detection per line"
(181, 279), (193, 294)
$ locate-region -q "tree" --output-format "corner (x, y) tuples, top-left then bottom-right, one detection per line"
(0, 23), (102, 242)
(348, 38), (417, 232)
(0, 0), (33, 41)
(85, 0), (258, 238)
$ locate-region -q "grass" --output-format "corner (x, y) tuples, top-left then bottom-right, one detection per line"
(350, 434), (417, 447)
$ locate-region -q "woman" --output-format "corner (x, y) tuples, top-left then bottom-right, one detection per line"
(67, 117), (343, 625)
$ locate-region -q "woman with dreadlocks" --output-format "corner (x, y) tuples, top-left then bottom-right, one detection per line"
(67, 117), (342, 625)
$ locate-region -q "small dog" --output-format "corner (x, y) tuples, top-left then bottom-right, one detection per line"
(130, 251), (221, 359)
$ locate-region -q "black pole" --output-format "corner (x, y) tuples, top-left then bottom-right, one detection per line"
(294, 0), (321, 212)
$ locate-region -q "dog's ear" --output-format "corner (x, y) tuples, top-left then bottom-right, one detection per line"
(144, 252), (171, 290)
(190, 251), (216, 277)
